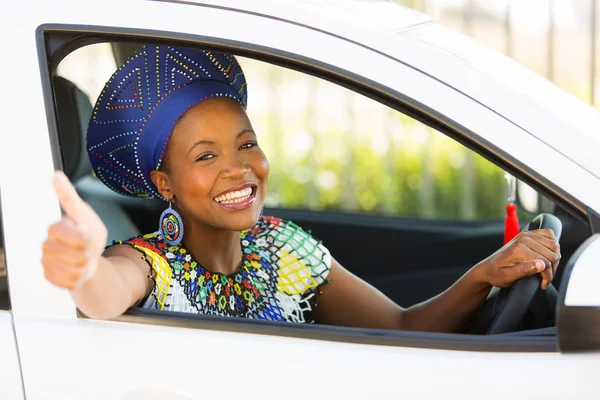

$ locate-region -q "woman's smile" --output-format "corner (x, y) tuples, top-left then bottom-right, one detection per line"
(213, 183), (258, 210)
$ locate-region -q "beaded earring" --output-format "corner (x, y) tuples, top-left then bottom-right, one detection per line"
(159, 200), (184, 246)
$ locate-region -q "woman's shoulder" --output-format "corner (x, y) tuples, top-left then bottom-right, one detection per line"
(253, 216), (322, 245)
(108, 232), (170, 257)
(253, 215), (331, 272)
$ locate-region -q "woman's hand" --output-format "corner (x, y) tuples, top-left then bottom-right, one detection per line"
(474, 229), (561, 290)
(42, 171), (108, 290)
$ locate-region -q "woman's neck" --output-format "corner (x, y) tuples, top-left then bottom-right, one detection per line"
(180, 219), (242, 276)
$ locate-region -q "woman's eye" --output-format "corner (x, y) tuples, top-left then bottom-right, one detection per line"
(239, 141), (257, 150)
(196, 153), (215, 162)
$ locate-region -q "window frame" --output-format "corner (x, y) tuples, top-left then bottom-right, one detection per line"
(38, 24), (587, 353)
(0, 188), (10, 311)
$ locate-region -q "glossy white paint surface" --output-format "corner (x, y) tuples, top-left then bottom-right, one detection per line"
(0, 312), (24, 399)
(403, 23), (600, 180)
(565, 236), (600, 307)
(12, 316), (600, 400)
(1, 0), (599, 399)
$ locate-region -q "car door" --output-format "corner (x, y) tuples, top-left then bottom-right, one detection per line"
(0, 312), (23, 400)
(3, 1), (600, 399)
(0, 215), (25, 399)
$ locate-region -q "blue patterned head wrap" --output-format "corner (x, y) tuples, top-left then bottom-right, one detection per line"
(86, 45), (247, 198)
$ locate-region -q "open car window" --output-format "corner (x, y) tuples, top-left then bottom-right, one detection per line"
(48, 36), (589, 353)
(58, 43), (514, 222)
(56, 42), (523, 308)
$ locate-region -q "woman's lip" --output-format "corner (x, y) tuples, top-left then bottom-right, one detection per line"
(215, 187), (257, 211)
(213, 182), (257, 199)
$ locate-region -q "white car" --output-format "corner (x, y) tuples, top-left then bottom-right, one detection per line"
(1, 0), (600, 399)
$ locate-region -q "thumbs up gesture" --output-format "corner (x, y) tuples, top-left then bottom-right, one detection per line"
(42, 171), (108, 289)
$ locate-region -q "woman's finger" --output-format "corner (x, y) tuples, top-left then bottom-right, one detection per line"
(42, 256), (85, 282)
(47, 219), (87, 249)
(504, 244), (553, 289)
(526, 229), (560, 254)
(43, 266), (80, 290)
(524, 246), (553, 289)
(518, 236), (559, 283)
(501, 259), (546, 286)
(525, 231), (561, 287)
(504, 243), (553, 288)
(52, 170), (97, 226)
(42, 239), (89, 267)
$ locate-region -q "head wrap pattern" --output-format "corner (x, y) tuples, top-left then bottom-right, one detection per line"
(86, 45), (247, 198)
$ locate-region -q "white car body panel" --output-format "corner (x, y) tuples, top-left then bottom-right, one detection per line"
(0, 312), (24, 399)
(402, 24), (600, 180)
(565, 237), (600, 307)
(0, 0), (598, 399)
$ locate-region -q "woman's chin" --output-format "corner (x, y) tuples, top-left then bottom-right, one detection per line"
(212, 207), (262, 231)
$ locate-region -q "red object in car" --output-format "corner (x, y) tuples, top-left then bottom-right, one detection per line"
(504, 202), (520, 244)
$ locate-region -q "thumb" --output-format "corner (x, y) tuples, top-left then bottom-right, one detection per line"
(52, 170), (90, 225)
(51, 171), (108, 286)
(509, 259), (546, 281)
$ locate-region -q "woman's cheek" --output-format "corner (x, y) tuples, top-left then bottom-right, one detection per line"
(185, 166), (217, 198)
(253, 150), (270, 180)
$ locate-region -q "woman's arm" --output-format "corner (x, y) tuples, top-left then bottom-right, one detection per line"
(314, 229), (560, 332)
(43, 172), (151, 320)
(69, 247), (152, 320)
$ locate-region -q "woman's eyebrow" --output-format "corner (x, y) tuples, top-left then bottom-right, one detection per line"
(188, 129), (255, 155)
(237, 128), (255, 138)
(188, 139), (214, 155)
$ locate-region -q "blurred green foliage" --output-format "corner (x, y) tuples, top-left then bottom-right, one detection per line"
(241, 59), (507, 221)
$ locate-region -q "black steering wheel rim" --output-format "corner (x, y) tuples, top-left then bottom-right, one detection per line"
(468, 213), (562, 335)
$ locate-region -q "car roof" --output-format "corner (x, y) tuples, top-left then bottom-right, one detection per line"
(178, 0), (600, 180)
(178, 0), (431, 34)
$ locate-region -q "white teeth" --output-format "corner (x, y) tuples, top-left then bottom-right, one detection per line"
(214, 187), (255, 203)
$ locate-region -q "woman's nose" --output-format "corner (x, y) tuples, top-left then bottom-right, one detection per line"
(221, 153), (250, 179)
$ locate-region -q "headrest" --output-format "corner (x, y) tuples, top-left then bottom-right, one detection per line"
(54, 76), (93, 182)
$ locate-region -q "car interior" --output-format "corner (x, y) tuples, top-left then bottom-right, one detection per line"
(50, 40), (593, 337)
(0, 215), (8, 311)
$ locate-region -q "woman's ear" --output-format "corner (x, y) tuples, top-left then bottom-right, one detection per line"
(150, 170), (173, 200)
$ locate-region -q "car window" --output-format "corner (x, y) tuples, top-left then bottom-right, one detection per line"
(45, 35), (571, 349)
(243, 59), (514, 221)
(58, 43), (521, 222)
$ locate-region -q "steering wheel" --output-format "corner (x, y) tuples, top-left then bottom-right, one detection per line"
(468, 213), (562, 335)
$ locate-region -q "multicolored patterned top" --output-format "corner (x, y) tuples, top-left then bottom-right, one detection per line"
(113, 216), (332, 323)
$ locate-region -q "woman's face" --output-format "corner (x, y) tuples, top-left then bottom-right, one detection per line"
(151, 97), (269, 231)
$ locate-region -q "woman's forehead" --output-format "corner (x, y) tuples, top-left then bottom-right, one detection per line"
(172, 98), (251, 141)
(184, 97), (246, 123)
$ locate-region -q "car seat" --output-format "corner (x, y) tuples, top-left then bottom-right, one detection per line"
(53, 76), (140, 244)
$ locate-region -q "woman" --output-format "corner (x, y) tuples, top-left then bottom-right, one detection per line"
(43, 45), (561, 331)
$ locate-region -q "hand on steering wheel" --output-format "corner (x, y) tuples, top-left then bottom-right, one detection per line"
(475, 228), (561, 290)
(469, 213), (563, 335)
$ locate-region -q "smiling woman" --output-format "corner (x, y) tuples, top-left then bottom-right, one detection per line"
(49, 45), (333, 322)
(42, 44), (561, 332)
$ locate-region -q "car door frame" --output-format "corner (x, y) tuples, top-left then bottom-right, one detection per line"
(0, 311), (25, 400)
(3, 1), (600, 399)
